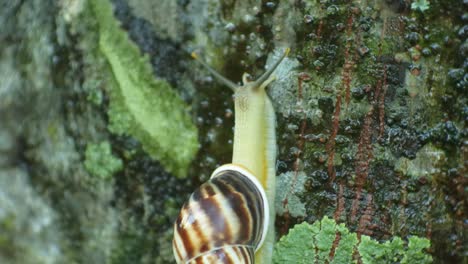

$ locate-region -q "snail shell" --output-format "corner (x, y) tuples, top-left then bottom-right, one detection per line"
(173, 164), (269, 264)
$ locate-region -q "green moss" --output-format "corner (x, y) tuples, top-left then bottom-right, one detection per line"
(354, 55), (379, 87)
(84, 141), (123, 180)
(274, 216), (431, 264)
(340, 100), (372, 120)
(91, 0), (199, 178)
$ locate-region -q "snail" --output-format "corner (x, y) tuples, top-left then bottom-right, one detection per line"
(173, 48), (289, 264)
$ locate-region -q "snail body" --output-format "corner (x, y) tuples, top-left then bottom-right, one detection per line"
(173, 49), (289, 264)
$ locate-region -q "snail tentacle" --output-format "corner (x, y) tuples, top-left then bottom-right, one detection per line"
(252, 48), (289, 88)
(191, 52), (238, 91)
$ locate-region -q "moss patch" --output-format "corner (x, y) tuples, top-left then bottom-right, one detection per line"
(84, 141), (123, 180)
(91, 0), (199, 178)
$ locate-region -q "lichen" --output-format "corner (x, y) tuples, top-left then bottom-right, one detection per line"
(395, 143), (446, 180)
(126, 0), (183, 43)
(91, 0), (199, 178)
(0, 169), (63, 264)
(331, 223), (358, 264)
(359, 235), (432, 264)
(2, 1), (122, 262)
(84, 141), (123, 180)
(275, 171), (307, 218)
(273, 222), (317, 263)
(274, 216), (432, 264)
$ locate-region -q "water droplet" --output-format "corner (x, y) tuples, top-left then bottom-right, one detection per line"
(224, 109), (233, 118)
(224, 22), (236, 32)
(265, 2), (275, 9)
(303, 14), (313, 24)
(289, 147), (301, 156)
(214, 117), (223, 126)
(200, 100), (209, 108)
(313, 60), (324, 68)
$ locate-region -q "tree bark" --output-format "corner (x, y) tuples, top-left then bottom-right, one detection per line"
(0, 0), (465, 263)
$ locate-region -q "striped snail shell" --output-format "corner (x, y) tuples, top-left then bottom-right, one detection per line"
(172, 164), (269, 264)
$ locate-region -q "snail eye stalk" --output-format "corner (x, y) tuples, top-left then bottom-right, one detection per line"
(191, 52), (238, 91)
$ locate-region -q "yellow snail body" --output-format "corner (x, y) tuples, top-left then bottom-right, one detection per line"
(173, 48), (290, 264)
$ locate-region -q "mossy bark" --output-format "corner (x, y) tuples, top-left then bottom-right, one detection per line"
(0, 0), (466, 263)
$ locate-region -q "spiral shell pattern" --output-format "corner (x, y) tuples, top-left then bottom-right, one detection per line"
(173, 164), (269, 264)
